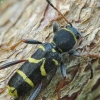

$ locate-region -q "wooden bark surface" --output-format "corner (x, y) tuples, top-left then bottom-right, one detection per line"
(0, 0), (100, 100)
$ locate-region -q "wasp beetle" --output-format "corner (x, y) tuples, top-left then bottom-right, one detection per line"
(0, 0), (93, 100)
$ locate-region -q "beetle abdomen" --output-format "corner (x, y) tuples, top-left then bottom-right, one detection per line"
(7, 43), (61, 97)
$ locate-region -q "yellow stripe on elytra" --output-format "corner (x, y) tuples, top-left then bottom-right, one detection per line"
(28, 57), (47, 76)
(40, 59), (47, 76)
(28, 58), (43, 63)
(7, 85), (18, 97)
(39, 45), (45, 51)
(17, 70), (34, 88)
(63, 28), (77, 42)
(52, 59), (59, 65)
(52, 48), (56, 52)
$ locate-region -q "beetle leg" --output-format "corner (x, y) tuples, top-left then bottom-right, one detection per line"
(42, 67), (57, 88)
(0, 60), (26, 70)
(28, 82), (42, 100)
(28, 68), (57, 100)
(55, 62), (67, 100)
(61, 62), (67, 78)
(53, 21), (58, 33)
(56, 78), (65, 100)
(11, 39), (42, 50)
(68, 50), (94, 79)
(57, 62), (67, 90)
(68, 49), (79, 56)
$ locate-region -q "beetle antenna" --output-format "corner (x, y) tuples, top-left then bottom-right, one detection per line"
(46, 0), (72, 26)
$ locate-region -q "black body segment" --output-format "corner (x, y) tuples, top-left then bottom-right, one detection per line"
(53, 29), (76, 52)
(28, 82), (42, 100)
(8, 43), (61, 97)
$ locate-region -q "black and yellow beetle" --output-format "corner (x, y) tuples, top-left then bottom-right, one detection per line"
(0, 0), (92, 100)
